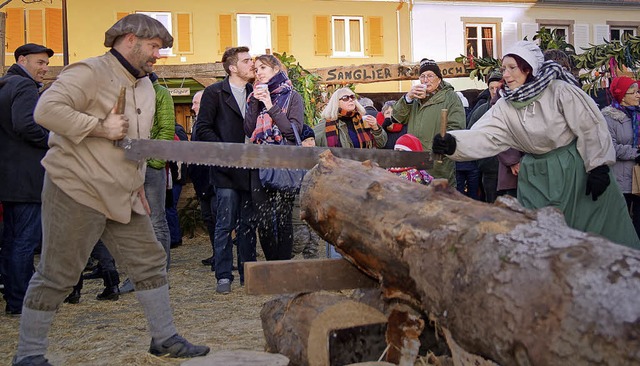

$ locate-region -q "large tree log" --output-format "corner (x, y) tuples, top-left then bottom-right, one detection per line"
(299, 152), (640, 366)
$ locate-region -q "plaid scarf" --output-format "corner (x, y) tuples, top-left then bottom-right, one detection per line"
(502, 60), (579, 103)
(325, 108), (375, 148)
(249, 71), (293, 144)
(388, 167), (434, 186)
(612, 100), (640, 147)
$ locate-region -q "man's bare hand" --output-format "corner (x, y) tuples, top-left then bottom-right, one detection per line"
(407, 84), (427, 100)
(90, 103), (129, 140)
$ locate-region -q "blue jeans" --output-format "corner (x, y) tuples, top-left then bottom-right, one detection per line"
(455, 162), (480, 200)
(0, 202), (42, 312)
(326, 244), (343, 259)
(145, 167), (170, 269)
(166, 184), (182, 245)
(199, 194), (217, 258)
(213, 188), (255, 283)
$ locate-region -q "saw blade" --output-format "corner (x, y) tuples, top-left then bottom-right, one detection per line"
(123, 139), (433, 170)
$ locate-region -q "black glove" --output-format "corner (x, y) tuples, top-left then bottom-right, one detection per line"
(585, 165), (610, 201)
(432, 133), (457, 155)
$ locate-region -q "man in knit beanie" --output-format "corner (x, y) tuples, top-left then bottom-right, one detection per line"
(390, 56), (465, 187)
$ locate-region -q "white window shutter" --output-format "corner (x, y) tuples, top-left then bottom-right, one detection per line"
(521, 23), (539, 42)
(502, 22), (518, 52)
(573, 24), (589, 54)
(593, 24), (610, 45)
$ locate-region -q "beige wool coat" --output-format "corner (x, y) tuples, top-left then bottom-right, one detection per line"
(35, 51), (155, 224)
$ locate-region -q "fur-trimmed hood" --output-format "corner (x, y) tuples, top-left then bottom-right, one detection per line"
(601, 105), (629, 124)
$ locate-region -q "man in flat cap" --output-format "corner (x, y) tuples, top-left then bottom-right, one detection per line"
(12, 14), (209, 366)
(0, 43), (52, 318)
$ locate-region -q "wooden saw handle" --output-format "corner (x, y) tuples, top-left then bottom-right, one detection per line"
(113, 87), (127, 147)
(115, 86), (126, 114)
(440, 108), (448, 137)
(435, 108), (448, 163)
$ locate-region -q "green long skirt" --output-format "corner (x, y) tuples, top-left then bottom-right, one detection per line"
(518, 141), (640, 249)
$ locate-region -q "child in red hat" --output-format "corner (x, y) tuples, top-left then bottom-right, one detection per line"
(388, 134), (433, 185)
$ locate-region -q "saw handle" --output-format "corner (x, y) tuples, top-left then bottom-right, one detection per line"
(113, 86), (127, 147)
(435, 108), (448, 163)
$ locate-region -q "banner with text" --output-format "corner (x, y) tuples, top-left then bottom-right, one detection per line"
(310, 62), (469, 85)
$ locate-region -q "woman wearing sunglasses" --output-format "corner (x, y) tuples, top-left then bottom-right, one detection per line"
(314, 87), (387, 149)
(314, 87), (387, 258)
(244, 54), (304, 261)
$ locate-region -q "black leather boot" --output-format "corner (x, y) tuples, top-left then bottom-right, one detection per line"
(96, 286), (119, 301)
(64, 288), (81, 304)
(64, 277), (83, 304)
(96, 270), (120, 301)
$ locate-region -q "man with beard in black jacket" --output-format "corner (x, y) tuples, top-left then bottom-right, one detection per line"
(0, 43), (53, 316)
(195, 46), (257, 294)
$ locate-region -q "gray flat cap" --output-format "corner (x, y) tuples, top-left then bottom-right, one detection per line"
(104, 14), (173, 48)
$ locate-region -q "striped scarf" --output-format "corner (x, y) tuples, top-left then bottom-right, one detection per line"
(249, 71), (293, 145)
(501, 60), (579, 103)
(325, 108), (375, 148)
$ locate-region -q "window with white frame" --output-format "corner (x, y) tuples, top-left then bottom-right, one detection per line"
(332, 16), (364, 57)
(611, 27), (637, 41)
(237, 14), (272, 55)
(465, 24), (497, 58)
(136, 11), (173, 56)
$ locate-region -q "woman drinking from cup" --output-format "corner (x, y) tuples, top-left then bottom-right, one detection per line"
(244, 54), (304, 260)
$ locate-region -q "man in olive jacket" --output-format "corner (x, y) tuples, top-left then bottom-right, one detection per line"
(392, 58), (465, 186)
(0, 43), (52, 317)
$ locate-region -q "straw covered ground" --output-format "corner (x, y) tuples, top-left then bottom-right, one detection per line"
(0, 232), (276, 366)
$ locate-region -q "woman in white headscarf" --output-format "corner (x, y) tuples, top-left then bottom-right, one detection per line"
(431, 41), (639, 249)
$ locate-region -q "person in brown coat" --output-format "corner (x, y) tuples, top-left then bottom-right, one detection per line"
(12, 14), (209, 366)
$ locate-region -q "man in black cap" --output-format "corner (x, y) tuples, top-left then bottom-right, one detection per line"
(0, 43), (52, 318)
(11, 14), (208, 366)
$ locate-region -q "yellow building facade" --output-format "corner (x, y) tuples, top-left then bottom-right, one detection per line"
(2, 0), (412, 93)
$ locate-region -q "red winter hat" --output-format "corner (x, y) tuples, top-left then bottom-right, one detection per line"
(394, 134), (423, 152)
(610, 76), (638, 104)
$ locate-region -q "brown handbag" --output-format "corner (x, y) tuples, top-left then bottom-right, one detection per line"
(632, 165), (640, 196)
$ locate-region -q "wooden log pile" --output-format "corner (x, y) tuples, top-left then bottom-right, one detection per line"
(297, 151), (640, 366)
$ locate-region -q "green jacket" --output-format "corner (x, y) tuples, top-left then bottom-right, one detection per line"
(148, 80), (176, 169)
(314, 119), (387, 148)
(392, 81), (464, 186)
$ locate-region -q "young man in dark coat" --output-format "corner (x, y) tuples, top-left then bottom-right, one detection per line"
(0, 43), (52, 316)
(195, 46), (257, 294)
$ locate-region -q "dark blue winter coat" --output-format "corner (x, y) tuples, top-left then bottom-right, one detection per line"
(0, 64), (48, 202)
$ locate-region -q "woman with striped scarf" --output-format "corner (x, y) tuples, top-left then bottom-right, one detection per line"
(432, 41), (639, 249)
(244, 54), (304, 261)
(313, 87), (387, 149)
(313, 88), (387, 258)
